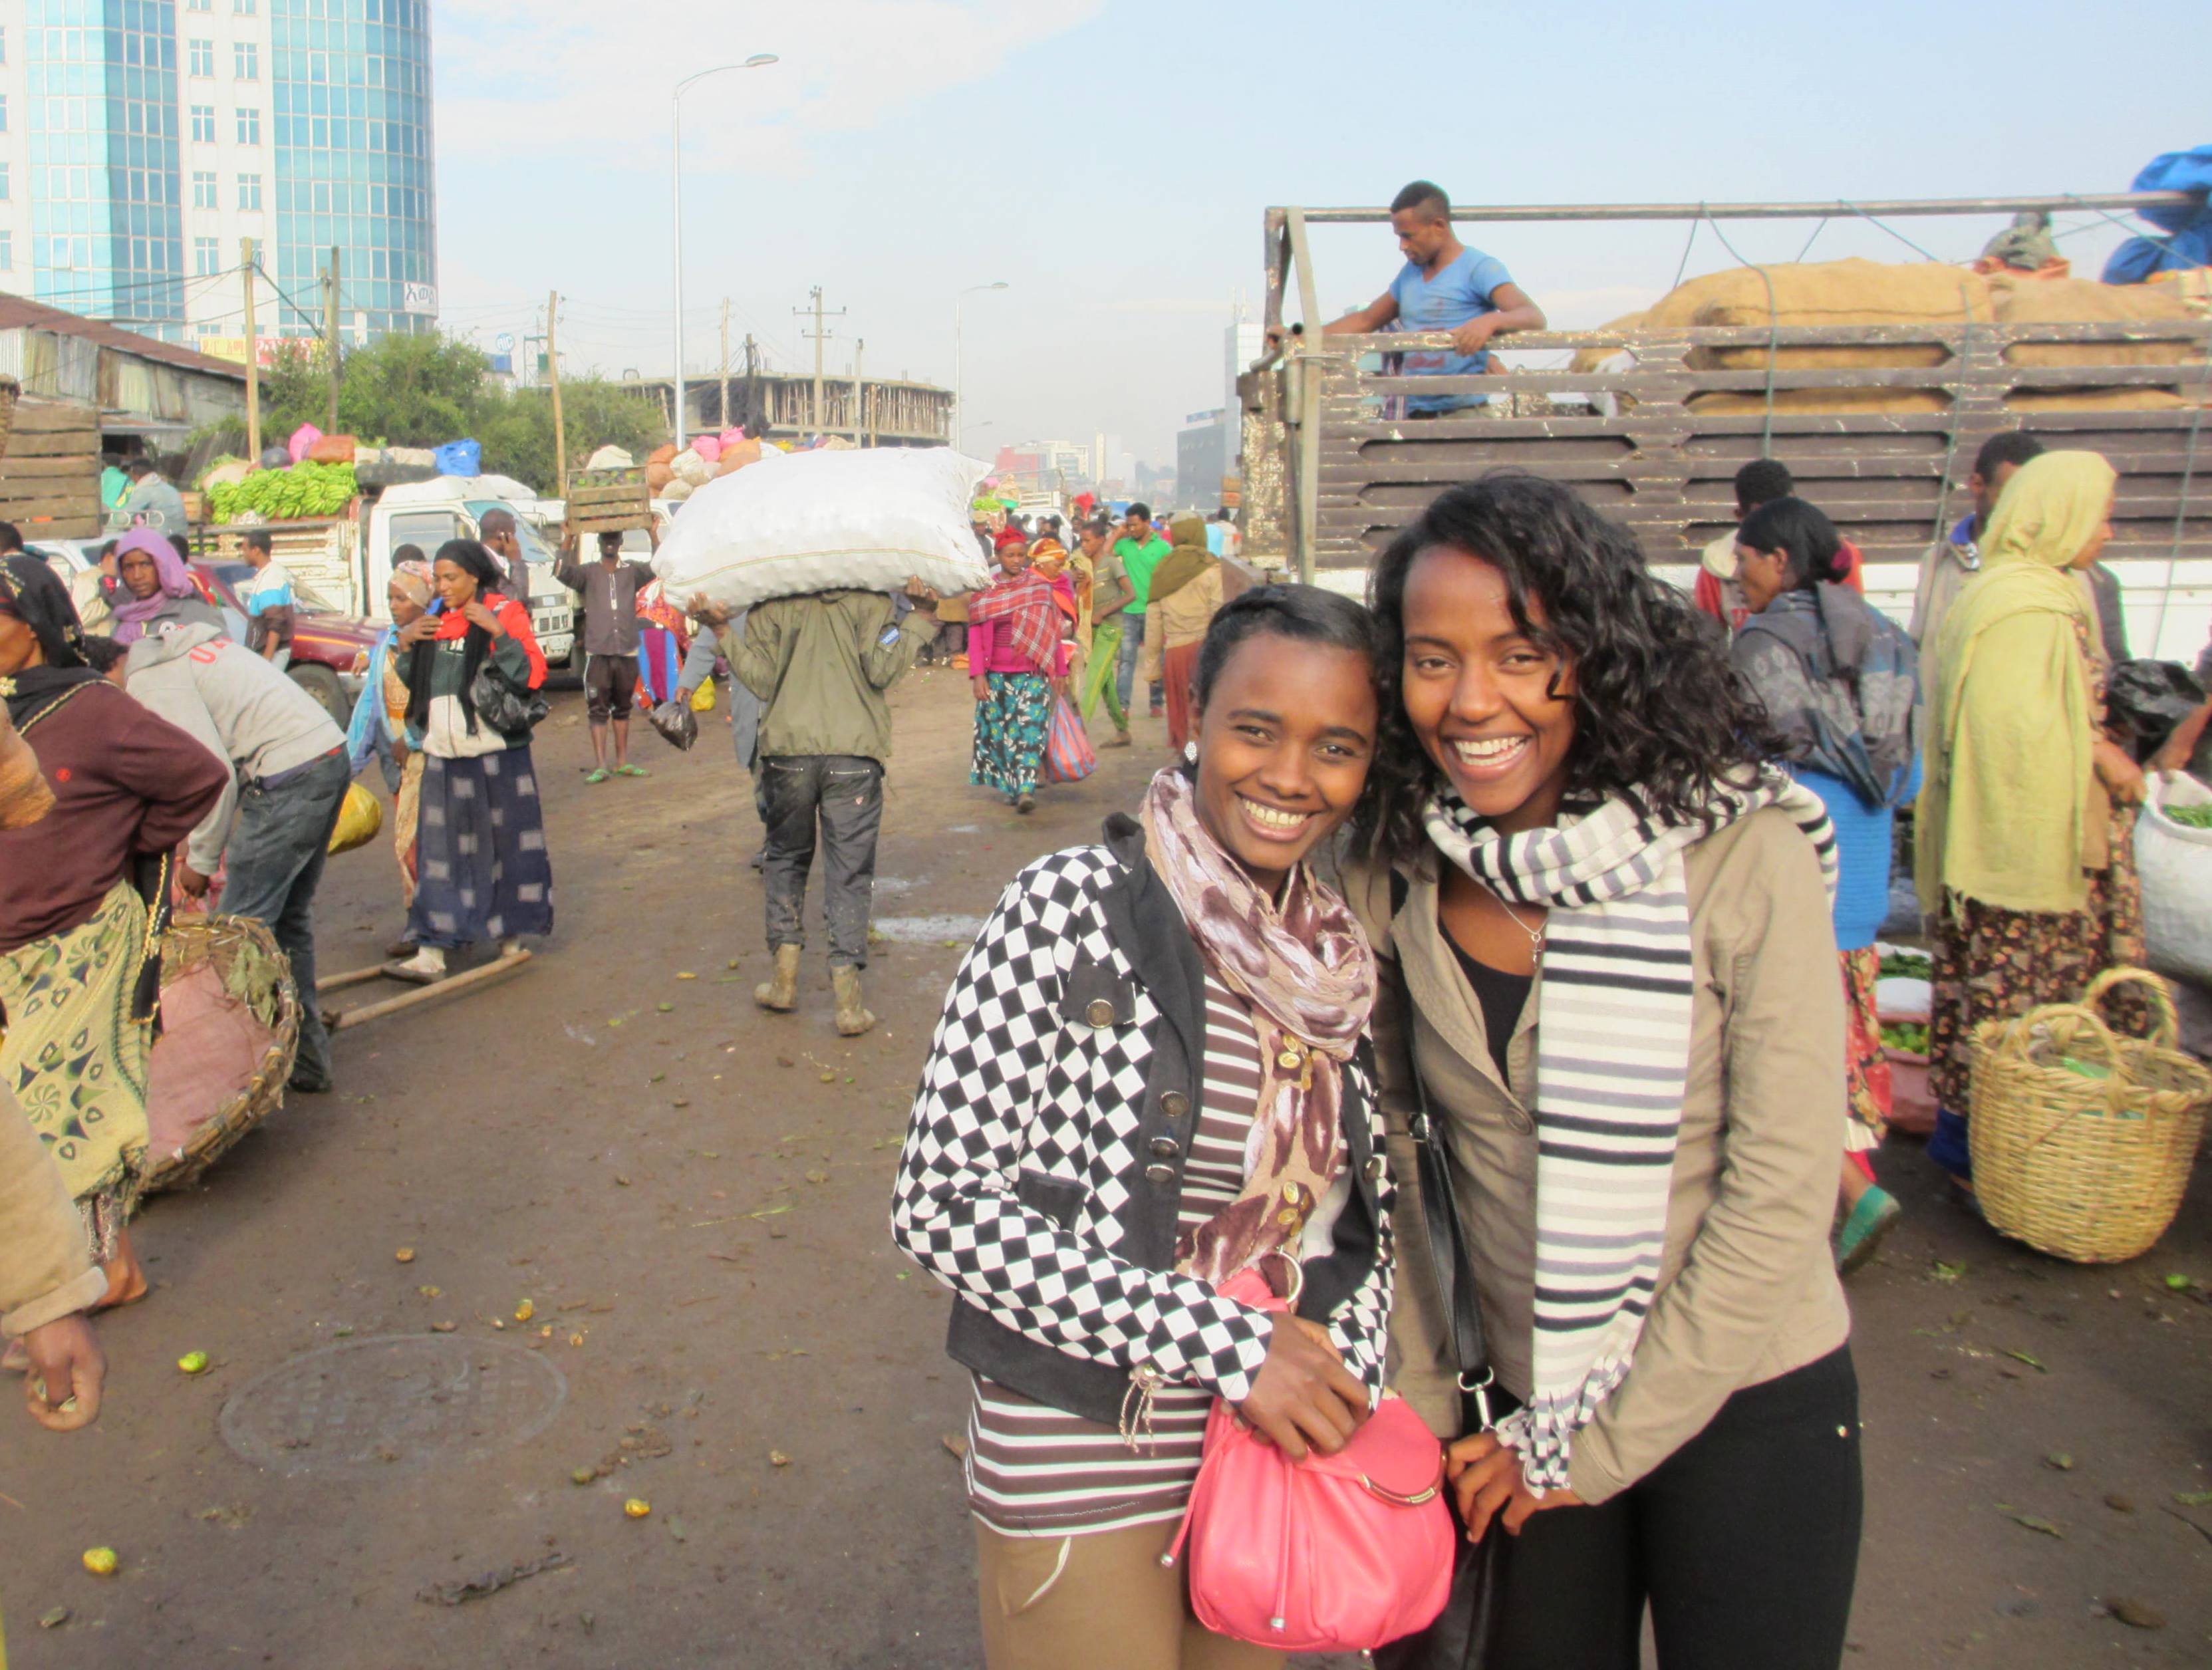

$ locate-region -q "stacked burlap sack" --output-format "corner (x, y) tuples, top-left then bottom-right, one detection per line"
(1567, 258), (2204, 413)
(650, 446), (993, 614)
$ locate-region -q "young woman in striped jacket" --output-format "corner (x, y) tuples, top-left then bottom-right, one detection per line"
(1345, 477), (1863, 1670)
(893, 586), (1397, 1669)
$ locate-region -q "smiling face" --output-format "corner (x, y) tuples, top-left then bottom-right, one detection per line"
(1190, 632), (1377, 896)
(432, 557), (479, 611)
(1399, 546), (1578, 835)
(118, 548), (163, 601)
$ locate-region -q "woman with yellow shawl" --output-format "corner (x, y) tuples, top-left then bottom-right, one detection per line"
(1915, 451), (2148, 1185)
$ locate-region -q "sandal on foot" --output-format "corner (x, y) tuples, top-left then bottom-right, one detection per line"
(585, 767), (612, 785)
(615, 764), (648, 778)
(1836, 1185), (1903, 1274)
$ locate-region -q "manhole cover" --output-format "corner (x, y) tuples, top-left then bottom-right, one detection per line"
(219, 1335), (566, 1476)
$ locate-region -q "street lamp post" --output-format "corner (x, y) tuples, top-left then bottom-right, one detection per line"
(672, 54), (778, 452)
(954, 281), (1008, 454)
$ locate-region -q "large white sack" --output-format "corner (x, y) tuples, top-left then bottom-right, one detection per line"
(652, 447), (992, 611)
(2137, 771), (2212, 988)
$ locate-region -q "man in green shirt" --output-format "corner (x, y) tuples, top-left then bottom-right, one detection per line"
(1112, 501), (1171, 718)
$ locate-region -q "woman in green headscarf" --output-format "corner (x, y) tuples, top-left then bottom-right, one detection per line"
(1915, 450), (2147, 1184)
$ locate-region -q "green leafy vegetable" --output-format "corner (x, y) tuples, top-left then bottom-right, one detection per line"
(2164, 803), (2212, 831)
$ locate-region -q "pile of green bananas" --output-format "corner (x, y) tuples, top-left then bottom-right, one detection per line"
(209, 461), (358, 524)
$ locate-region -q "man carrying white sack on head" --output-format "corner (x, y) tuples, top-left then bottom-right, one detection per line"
(707, 578), (940, 1036)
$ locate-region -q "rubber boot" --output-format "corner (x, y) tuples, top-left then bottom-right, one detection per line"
(755, 944), (800, 1013)
(831, 964), (876, 1037)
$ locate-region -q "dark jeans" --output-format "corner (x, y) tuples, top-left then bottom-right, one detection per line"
(760, 754), (883, 968)
(221, 748), (350, 1089)
(1478, 1345), (1864, 1670)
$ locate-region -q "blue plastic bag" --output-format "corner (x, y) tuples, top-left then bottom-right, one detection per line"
(2102, 144), (2212, 283)
(434, 438), (482, 478)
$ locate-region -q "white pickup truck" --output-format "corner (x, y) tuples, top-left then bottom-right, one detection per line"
(360, 478), (578, 668)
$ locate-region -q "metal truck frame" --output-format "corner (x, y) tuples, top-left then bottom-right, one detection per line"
(1245, 192), (2212, 658)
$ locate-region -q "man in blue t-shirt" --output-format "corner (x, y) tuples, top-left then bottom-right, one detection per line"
(1321, 179), (1546, 414)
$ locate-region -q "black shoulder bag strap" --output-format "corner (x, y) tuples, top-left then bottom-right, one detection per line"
(1409, 1051), (1497, 1437)
(1375, 873), (1510, 1670)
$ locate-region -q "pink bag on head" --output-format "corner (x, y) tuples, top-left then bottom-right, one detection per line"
(1163, 1266), (1454, 1654)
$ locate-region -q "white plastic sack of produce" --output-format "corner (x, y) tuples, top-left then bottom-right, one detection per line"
(652, 447), (992, 612)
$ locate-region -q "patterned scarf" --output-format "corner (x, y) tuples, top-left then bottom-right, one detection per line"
(1422, 767), (1837, 1491)
(108, 529), (200, 645)
(1139, 767), (1377, 1286)
(967, 566), (1059, 674)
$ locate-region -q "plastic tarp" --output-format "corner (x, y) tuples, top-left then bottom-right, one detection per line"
(2102, 145), (2212, 283)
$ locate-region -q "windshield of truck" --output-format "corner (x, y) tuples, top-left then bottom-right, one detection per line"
(464, 501), (563, 601)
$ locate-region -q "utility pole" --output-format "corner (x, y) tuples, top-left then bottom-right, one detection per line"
(547, 289), (567, 498)
(241, 237), (260, 460)
(851, 341), (865, 446)
(718, 299), (731, 435)
(793, 286), (845, 437)
(323, 245), (342, 432)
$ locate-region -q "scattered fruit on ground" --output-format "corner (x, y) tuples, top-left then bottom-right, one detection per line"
(177, 1351), (209, 1375)
(82, 1547), (118, 1576)
(624, 1498), (651, 1518)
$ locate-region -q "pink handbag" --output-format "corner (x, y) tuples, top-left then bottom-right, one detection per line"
(1163, 1267), (1454, 1653)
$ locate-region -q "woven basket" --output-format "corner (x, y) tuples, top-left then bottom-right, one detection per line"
(0, 375), (18, 463)
(1967, 967), (2212, 1263)
(144, 916), (301, 1193)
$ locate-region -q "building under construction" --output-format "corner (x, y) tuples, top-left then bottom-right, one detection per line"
(626, 362), (953, 450)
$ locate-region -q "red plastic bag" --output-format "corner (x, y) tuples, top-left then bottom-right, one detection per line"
(1042, 696), (1097, 784)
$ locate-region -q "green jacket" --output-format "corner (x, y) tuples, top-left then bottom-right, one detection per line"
(730, 590), (938, 764)
(1113, 535), (1172, 615)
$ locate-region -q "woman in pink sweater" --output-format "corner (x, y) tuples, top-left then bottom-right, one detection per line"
(967, 531), (1071, 813)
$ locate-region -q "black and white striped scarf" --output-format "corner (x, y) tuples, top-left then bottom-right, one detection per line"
(1423, 767), (1837, 1491)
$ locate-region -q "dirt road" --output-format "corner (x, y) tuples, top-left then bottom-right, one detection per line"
(1, 670), (2207, 1668)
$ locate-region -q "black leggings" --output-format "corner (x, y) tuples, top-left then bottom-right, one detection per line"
(1490, 1345), (1862, 1670)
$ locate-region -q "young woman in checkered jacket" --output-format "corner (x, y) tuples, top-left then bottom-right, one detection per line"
(893, 585), (1398, 1669)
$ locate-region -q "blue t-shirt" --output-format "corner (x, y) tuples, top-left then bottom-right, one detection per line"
(1391, 247), (1514, 412)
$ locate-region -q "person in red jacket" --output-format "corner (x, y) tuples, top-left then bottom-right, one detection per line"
(1695, 459), (1862, 630)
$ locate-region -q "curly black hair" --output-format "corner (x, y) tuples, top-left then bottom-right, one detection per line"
(1352, 473), (1779, 864)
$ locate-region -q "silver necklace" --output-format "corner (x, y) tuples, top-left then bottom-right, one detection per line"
(1478, 879), (1547, 953)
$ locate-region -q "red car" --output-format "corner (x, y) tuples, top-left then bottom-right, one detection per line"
(188, 559), (380, 730)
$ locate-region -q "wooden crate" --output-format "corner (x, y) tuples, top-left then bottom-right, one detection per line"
(566, 467), (653, 534)
(0, 397), (100, 538)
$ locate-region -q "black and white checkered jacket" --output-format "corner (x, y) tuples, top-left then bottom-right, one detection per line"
(891, 814), (1395, 1427)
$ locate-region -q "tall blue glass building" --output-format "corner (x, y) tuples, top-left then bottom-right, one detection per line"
(270, 0), (434, 339)
(3, 0), (436, 345)
(25, 0), (187, 334)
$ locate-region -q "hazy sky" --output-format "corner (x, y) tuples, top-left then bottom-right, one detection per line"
(434, 0), (2205, 464)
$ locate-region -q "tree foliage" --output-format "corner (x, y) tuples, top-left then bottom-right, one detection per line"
(205, 331), (668, 495)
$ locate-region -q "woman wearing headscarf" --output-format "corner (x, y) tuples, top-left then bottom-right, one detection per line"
(1136, 515), (1226, 755)
(1730, 496), (1921, 1271)
(895, 587), (1395, 1669)
(387, 540), (552, 983)
(1915, 450), (2148, 1188)
(345, 555), (437, 954)
(0, 557), (227, 1315)
(103, 529), (224, 646)
(967, 529), (1069, 814)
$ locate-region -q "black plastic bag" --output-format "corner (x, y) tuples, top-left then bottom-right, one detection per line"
(2107, 659), (2205, 758)
(647, 698), (698, 751)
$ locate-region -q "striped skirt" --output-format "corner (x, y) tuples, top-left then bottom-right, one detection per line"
(406, 747), (555, 950)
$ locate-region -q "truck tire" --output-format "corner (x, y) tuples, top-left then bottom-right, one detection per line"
(290, 663), (350, 730)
